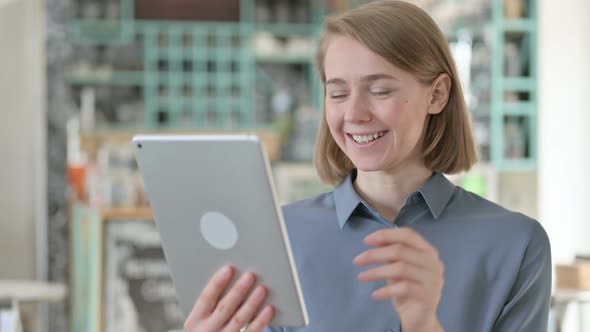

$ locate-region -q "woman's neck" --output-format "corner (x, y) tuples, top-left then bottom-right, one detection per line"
(353, 162), (433, 223)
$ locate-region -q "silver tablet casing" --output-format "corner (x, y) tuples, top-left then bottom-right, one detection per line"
(133, 134), (308, 327)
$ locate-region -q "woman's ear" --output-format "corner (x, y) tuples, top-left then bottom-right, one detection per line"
(428, 73), (451, 115)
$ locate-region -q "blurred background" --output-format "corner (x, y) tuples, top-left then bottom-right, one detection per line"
(0, 0), (588, 331)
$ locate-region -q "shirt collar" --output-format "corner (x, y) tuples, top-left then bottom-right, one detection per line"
(333, 171), (362, 229)
(418, 172), (456, 219)
(333, 171), (456, 229)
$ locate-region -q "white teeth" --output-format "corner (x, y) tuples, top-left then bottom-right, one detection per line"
(351, 131), (385, 144)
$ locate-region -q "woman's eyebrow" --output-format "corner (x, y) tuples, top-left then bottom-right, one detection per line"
(325, 73), (399, 86)
(360, 73), (399, 82)
(324, 78), (346, 86)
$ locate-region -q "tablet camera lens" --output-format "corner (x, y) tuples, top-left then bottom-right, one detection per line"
(137, 143), (142, 149)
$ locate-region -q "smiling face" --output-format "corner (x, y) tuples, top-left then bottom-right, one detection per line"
(323, 36), (437, 173)
(313, 1), (477, 185)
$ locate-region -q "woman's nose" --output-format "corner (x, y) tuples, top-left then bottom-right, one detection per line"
(344, 93), (372, 123)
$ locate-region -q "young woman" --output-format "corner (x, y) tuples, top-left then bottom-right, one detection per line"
(184, 1), (551, 331)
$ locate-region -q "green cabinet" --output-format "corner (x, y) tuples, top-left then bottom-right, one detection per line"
(490, 0), (537, 169)
(67, 0), (324, 131)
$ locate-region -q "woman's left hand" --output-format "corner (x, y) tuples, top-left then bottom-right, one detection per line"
(353, 228), (445, 332)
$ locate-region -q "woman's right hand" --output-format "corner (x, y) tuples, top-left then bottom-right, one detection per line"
(184, 264), (274, 332)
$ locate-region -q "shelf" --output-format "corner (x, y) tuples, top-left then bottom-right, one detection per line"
(491, 1), (538, 170)
(80, 126), (283, 161)
(255, 23), (318, 36)
(503, 77), (535, 91)
(100, 207), (153, 220)
(502, 102), (535, 116)
(501, 18), (536, 32)
(66, 70), (144, 86)
(255, 53), (313, 64)
(69, 19), (134, 45)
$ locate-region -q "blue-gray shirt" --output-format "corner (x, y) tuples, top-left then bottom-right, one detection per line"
(266, 172), (551, 332)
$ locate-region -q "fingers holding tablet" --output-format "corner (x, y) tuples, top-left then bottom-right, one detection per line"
(187, 265), (234, 321)
(223, 284), (274, 332)
(184, 265), (275, 332)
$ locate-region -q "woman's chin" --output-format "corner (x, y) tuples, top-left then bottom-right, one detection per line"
(350, 159), (385, 172)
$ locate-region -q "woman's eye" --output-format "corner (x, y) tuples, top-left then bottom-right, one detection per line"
(371, 90), (392, 96)
(329, 93), (348, 100)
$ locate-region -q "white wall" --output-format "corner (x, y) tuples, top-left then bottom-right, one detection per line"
(538, 0), (590, 331)
(0, 0), (46, 280)
(538, 0), (590, 270)
(0, 1), (46, 331)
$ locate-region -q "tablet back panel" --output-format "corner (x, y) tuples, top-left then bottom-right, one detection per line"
(133, 135), (307, 327)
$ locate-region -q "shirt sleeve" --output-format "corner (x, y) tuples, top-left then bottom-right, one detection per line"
(263, 326), (284, 332)
(492, 221), (552, 331)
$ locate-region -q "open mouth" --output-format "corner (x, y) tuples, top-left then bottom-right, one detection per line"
(348, 131), (388, 144)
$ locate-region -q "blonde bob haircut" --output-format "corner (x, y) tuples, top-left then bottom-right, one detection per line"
(314, 0), (478, 185)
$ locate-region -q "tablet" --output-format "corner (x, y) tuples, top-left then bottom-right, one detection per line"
(132, 134), (308, 328)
